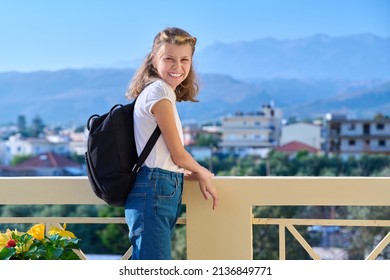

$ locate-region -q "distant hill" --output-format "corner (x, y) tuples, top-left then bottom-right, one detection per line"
(1, 34), (389, 126)
(195, 33), (390, 80)
(286, 81), (390, 119)
(0, 68), (134, 126)
(0, 69), (389, 126)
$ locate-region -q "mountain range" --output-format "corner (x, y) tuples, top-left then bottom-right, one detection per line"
(0, 34), (389, 126)
(195, 33), (390, 80)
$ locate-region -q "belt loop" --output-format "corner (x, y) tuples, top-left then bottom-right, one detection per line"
(150, 167), (154, 180)
(176, 172), (180, 188)
(144, 166), (151, 180)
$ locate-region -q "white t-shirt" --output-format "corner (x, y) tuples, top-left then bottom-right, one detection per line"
(133, 79), (184, 173)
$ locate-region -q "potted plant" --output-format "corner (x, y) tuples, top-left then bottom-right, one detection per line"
(0, 223), (81, 260)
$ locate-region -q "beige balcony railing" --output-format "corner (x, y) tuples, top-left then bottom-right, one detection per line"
(0, 176), (389, 260)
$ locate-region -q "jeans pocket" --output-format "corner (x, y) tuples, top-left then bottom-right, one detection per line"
(125, 193), (146, 238)
(156, 176), (177, 198)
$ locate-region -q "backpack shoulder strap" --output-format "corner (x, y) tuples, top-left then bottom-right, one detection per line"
(131, 96), (161, 172)
(132, 126), (161, 172)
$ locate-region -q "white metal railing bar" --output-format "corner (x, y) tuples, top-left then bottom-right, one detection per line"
(366, 232), (390, 260)
(253, 218), (390, 260)
(286, 224), (321, 260)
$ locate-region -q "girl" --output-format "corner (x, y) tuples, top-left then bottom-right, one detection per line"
(125, 27), (219, 260)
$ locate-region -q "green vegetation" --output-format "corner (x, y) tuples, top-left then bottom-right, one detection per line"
(16, 114), (45, 138)
(199, 151), (390, 177)
(10, 155), (34, 166)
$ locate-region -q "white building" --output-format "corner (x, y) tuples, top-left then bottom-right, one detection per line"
(326, 114), (390, 155)
(281, 122), (323, 150)
(68, 130), (88, 156)
(2, 135), (70, 165)
(183, 123), (201, 146)
(220, 104), (283, 155)
(0, 141), (6, 165)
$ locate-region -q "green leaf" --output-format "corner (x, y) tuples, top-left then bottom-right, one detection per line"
(46, 246), (64, 260)
(25, 245), (46, 260)
(0, 247), (16, 260)
(60, 250), (81, 260)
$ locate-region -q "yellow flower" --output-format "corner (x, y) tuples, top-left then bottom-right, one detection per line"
(6, 228), (24, 237)
(48, 223), (76, 239)
(27, 223), (45, 240)
(0, 229), (24, 250)
(0, 232), (10, 250)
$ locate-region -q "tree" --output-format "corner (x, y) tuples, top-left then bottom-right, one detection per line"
(74, 125), (85, 133)
(253, 206), (313, 260)
(71, 152), (86, 165)
(357, 154), (390, 176)
(268, 151), (295, 176)
(196, 134), (219, 147)
(97, 206), (130, 255)
(30, 115), (45, 137)
(346, 206), (390, 259)
(10, 155), (33, 166)
(17, 115), (28, 137)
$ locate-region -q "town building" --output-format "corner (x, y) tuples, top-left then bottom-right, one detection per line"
(274, 141), (320, 157)
(325, 114), (390, 156)
(219, 103), (282, 156)
(0, 151), (83, 176)
(2, 135), (70, 165)
(0, 129), (88, 165)
(183, 123), (201, 146)
(280, 122), (323, 150)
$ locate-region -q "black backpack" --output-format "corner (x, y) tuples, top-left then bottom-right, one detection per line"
(85, 98), (161, 207)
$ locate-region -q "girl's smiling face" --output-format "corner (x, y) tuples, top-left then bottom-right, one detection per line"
(154, 43), (193, 90)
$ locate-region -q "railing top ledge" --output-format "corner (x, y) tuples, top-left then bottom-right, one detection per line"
(1, 176), (389, 206)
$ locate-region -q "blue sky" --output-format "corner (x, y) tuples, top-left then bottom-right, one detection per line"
(1, 0), (389, 72)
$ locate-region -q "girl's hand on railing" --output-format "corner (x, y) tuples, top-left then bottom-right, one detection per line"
(185, 168), (219, 210)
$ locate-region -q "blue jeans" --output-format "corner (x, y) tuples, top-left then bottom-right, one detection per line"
(125, 166), (183, 260)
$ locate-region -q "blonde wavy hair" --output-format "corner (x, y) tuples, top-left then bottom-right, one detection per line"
(126, 27), (199, 102)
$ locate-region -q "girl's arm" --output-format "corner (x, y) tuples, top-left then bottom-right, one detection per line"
(152, 99), (219, 210)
